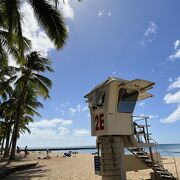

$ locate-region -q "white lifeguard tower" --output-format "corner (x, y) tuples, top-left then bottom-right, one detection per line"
(85, 77), (177, 180)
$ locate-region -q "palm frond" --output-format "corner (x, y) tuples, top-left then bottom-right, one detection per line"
(1, 0), (25, 59)
(32, 77), (50, 99)
(29, 0), (68, 49)
(25, 105), (41, 117)
(0, 30), (31, 63)
(34, 73), (52, 88)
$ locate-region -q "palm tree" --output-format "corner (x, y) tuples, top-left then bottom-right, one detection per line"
(0, 0), (68, 58)
(8, 51), (53, 160)
(0, 91), (43, 157)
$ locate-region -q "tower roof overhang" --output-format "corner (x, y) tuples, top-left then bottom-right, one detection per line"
(84, 77), (155, 100)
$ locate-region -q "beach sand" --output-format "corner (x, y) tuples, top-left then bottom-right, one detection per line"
(4, 152), (180, 180)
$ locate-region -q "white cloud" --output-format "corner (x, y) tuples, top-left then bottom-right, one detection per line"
(141, 21), (158, 46)
(24, 126), (70, 139)
(169, 77), (173, 82)
(26, 128), (58, 139)
(150, 69), (155, 74)
(59, 126), (70, 136)
(160, 105), (180, 123)
(164, 91), (180, 104)
(19, 133), (96, 147)
(169, 49), (180, 61)
(98, 10), (112, 17)
(174, 40), (180, 50)
(69, 104), (81, 114)
(29, 118), (73, 128)
(58, 0), (74, 20)
(69, 104), (88, 115)
(60, 110), (65, 115)
(82, 106), (89, 111)
(168, 77), (180, 90)
(23, 118), (72, 139)
(162, 77), (180, 123)
(98, 10), (104, 17)
(144, 21), (158, 37)
(108, 12), (111, 16)
(168, 40), (180, 61)
(111, 70), (117, 76)
(54, 101), (71, 111)
(149, 115), (158, 119)
(22, 126), (90, 143)
(139, 101), (145, 107)
(74, 129), (90, 137)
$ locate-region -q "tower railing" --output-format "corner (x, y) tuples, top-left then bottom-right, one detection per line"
(132, 115), (179, 179)
(149, 136), (179, 179)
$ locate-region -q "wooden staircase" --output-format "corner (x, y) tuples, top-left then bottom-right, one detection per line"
(127, 147), (176, 179)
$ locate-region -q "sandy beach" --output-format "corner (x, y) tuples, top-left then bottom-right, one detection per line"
(3, 152), (180, 180)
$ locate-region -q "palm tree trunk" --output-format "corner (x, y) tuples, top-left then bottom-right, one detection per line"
(1, 128), (6, 155)
(0, 138), (4, 155)
(9, 113), (21, 160)
(4, 125), (11, 157)
(9, 135), (13, 152)
(0, 138), (2, 147)
(9, 76), (29, 160)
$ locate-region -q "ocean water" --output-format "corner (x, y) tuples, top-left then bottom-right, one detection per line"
(69, 144), (180, 157)
(124, 144), (180, 157)
(29, 144), (180, 157)
(156, 144), (180, 157)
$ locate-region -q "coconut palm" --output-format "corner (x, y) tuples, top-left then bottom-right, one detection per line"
(8, 51), (53, 160)
(0, 91), (43, 157)
(0, 0), (68, 58)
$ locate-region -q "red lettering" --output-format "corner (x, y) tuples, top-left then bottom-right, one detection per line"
(99, 113), (104, 130)
(95, 115), (99, 131)
(95, 113), (104, 131)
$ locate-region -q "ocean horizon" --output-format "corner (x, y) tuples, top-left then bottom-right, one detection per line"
(21, 143), (180, 157)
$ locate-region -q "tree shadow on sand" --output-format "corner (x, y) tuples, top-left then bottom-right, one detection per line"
(4, 165), (50, 180)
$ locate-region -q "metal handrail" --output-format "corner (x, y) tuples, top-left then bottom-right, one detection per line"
(133, 115), (179, 179)
(133, 115), (150, 122)
(149, 136), (179, 179)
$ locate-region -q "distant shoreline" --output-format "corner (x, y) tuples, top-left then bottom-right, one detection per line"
(19, 147), (96, 152)
(18, 144), (180, 157)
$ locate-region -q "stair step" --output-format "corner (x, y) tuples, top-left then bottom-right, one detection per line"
(131, 148), (140, 152)
(156, 171), (170, 175)
(154, 164), (160, 168)
(160, 174), (174, 179)
(139, 156), (149, 159)
(144, 159), (153, 163)
(155, 167), (165, 171)
(136, 152), (145, 155)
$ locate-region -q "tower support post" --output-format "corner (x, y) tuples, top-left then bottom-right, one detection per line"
(100, 136), (126, 180)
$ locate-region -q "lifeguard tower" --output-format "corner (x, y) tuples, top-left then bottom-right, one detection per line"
(85, 77), (177, 180)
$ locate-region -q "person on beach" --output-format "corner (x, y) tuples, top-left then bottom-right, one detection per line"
(16, 146), (20, 155)
(24, 146), (28, 157)
(63, 151), (72, 157)
(46, 149), (51, 159)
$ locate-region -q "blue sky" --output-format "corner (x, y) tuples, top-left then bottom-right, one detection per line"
(18, 0), (180, 147)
